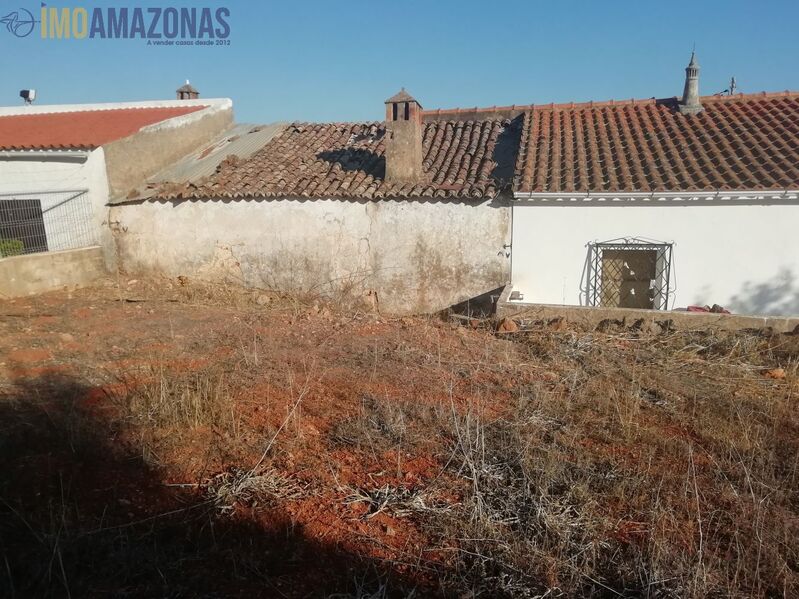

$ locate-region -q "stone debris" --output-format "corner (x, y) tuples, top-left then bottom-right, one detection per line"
(764, 368), (786, 380)
(497, 317), (519, 333)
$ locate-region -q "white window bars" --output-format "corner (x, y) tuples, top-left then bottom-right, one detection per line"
(584, 237), (675, 310)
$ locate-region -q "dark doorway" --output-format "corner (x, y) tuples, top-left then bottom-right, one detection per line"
(0, 199), (48, 255)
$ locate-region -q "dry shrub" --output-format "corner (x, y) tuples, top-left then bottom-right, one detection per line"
(204, 466), (307, 513)
(119, 365), (235, 430)
(412, 328), (799, 598)
(311, 324), (796, 596)
(431, 397), (613, 597)
(329, 394), (445, 454)
(344, 485), (444, 520)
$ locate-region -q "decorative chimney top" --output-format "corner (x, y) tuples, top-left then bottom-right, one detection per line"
(176, 80), (199, 100)
(385, 88), (417, 104)
(385, 87), (422, 122)
(384, 88), (423, 184)
(678, 52), (703, 115)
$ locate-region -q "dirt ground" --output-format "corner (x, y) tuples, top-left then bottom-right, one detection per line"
(1, 278), (797, 597)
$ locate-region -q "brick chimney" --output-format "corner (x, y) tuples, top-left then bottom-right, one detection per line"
(384, 88), (423, 183)
(176, 80), (199, 100)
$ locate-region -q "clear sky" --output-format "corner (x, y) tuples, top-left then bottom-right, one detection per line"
(1, 0), (797, 124)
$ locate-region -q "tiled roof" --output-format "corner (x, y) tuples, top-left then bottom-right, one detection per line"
(151, 90), (799, 202)
(514, 92), (799, 194)
(0, 106), (206, 151)
(157, 117), (521, 200)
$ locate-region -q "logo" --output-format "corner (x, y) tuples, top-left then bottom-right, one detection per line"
(1, 4), (231, 45)
(0, 8), (38, 37)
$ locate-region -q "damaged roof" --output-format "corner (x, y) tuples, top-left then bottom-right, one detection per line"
(0, 106), (206, 151)
(149, 91), (799, 201)
(128, 123), (287, 201)
(156, 118), (522, 200)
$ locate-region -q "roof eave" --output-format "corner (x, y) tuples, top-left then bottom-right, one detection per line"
(512, 189), (799, 202)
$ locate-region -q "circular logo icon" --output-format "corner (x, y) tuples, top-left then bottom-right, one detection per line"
(1, 8), (38, 38)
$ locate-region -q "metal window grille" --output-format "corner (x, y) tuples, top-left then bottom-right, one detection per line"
(0, 190), (97, 258)
(585, 237), (674, 310)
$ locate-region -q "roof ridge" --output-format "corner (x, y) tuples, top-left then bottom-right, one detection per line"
(0, 105), (210, 118)
(288, 121), (383, 127)
(700, 90), (799, 102)
(423, 90), (799, 116)
(285, 117), (512, 128)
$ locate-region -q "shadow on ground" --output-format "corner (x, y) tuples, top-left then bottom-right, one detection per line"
(0, 374), (428, 598)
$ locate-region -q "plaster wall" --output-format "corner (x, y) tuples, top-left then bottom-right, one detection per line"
(111, 197), (511, 314)
(0, 148), (114, 268)
(511, 202), (799, 316)
(0, 247), (106, 298)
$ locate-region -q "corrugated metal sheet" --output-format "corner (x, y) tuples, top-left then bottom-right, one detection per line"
(121, 122), (285, 202)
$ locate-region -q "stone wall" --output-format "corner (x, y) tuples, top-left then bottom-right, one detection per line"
(103, 103), (233, 201)
(111, 197), (511, 314)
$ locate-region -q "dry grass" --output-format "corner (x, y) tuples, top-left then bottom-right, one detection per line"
(204, 467), (307, 513)
(323, 322), (798, 597)
(118, 365), (236, 429)
(2, 281), (797, 597)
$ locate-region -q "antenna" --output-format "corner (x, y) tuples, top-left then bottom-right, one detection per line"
(729, 77), (737, 95)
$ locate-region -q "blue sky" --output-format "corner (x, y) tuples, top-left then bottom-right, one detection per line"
(1, 0), (797, 123)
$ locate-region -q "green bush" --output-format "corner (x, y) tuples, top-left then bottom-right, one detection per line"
(0, 238), (24, 258)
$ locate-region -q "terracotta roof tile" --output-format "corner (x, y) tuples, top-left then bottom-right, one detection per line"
(158, 117), (522, 200)
(514, 92), (799, 194)
(153, 91), (798, 201)
(0, 106), (206, 151)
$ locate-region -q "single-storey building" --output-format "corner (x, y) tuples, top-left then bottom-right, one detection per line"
(3, 57), (798, 316)
(110, 90), (519, 314)
(110, 54), (799, 316)
(510, 55), (799, 316)
(0, 89), (233, 296)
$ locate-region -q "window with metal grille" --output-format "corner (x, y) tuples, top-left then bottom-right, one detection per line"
(0, 190), (97, 258)
(585, 238), (674, 310)
(0, 199), (48, 255)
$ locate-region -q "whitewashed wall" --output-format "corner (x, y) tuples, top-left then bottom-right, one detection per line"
(0, 149), (114, 267)
(511, 202), (799, 316)
(111, 197), (511, 314)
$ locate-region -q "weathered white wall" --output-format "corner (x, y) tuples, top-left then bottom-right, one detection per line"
(0, 247), (107, 298)
(0, 149), (114, 268)
(511, 202), (799, 316)
(111, 197), (511, 314)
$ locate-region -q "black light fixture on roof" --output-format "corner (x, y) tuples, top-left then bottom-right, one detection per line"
(19, 89), (36, 104)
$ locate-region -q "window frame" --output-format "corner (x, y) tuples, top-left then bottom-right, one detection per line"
(585, 237), (674, 310)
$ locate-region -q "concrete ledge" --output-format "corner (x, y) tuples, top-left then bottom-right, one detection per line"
(498, 302), (799, 333)
(0, 247), (107, 298)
